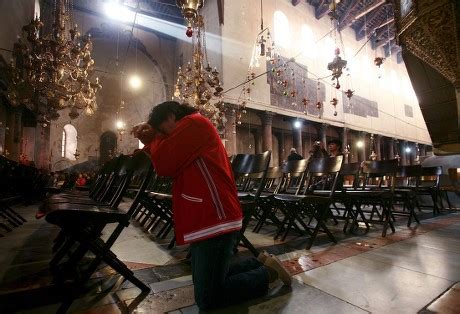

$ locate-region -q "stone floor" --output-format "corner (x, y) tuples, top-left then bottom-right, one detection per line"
(0, 201), (459, 313)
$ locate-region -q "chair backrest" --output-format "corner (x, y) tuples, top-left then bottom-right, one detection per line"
(419, 166), (442, 188)
(340, 162), (361, 189)
(262, 166), (282, 190)
(361, 159), (398, 190)
(448, 168), (460, 188)
(232, 151), (271, 199)
(89, 155), (126, 200)
(302, 156), (343, 197)
(275, 159), (308, 194)
(125, 151), (154, 217)
(396, 165), (421, 187)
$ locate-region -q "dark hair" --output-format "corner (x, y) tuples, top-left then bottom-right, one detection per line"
(147, 101), (198, 129)
(327, 139), (342, 148)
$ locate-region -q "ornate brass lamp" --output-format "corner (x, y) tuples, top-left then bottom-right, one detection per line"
(176, 0), (204, 37)
(173, 12), (225, 131)
(6, 0), (101, 124)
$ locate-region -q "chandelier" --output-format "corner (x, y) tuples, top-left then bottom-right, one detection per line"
(173, 12), (225, 131)
(5, 0), (101, 125)
(176, 0), (204, 36)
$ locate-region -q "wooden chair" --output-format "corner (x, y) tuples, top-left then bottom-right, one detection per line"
(440, 168), (460, 209)
(44, 151), (153, 299)
(343, 159), (398, 236)
(416, 166), (443, 214)
(231, 151), (271, 256)
(272, 156), (343, 249)
(393, 165), (421, 226)
(252, 159), (308, 233)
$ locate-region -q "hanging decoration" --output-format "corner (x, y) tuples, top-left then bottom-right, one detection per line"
(330, 97), (338, 116)
(176, 0), (204, 37)
(316, 81), (322, 114)
(250, 0), (274, 68)
(6, 0), (101, 125)
(374, 57), (385, 68)
(327, 48), (347, 90)
(173, 13), (225, 131)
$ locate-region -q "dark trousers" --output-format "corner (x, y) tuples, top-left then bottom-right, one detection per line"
(189, 231), (269, 310)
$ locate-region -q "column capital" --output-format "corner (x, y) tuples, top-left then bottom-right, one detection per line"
(258, 111), (276, 125)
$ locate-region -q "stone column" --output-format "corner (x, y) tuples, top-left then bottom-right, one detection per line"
(224, 107), (237, 156)
(388, 138), (395, 159)
(276, 132), (286, 165)
(5, 108), (22, 161)
(400, 140), (408, 165)
(35, 125), (51, 170)
(320, 123), (328, 148)
(251, 129), (262, 154)
(374, 134), (382, 161)
(292, 126), (302, 155)
(359, 131), (367, 162)
(419, 144), (426, 158)
(258, 111), (275, 153)
(341, 127), (349, 163)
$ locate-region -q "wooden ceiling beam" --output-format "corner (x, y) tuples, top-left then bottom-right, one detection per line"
(353, 0), (387, 21)
(355, 4), (390, 40)
(338, 0), (362, 31)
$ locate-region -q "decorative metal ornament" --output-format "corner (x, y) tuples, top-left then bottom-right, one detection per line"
(6, 0), (101, 123)
(374, 57), (385, 68)
(173, 15), (225, 131)
(327, 48), (347, 90)
(330, 97), (338, 116)
(176, 0), (204, 36)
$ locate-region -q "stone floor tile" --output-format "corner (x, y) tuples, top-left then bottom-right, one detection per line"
(360, 238), (460, 281)
(295, 254), (454, 313)
(124, 285), (195, 313)
(149, 275), (193, 294)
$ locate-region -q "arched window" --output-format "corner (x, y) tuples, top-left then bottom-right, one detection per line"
(274, 11), (290, 49)
(62, 124), (77, 160)
(301, 25), (316, 58)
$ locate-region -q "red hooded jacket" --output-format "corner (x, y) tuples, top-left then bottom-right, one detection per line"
(146, 113), (242, 245)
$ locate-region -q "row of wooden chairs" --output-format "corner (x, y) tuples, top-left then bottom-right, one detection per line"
(0, 155), (51, 236)
(240, 156), (457, 249)
(39, 152), (153, 311)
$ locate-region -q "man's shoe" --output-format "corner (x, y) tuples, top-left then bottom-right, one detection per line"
(264, 255), (292, 286)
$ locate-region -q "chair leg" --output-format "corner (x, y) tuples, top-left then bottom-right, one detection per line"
(4, 206), (26, 222)
(238, 233), (259, 257)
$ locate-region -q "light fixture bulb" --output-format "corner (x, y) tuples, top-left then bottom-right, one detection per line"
(356, 140), (364, 148)
(116, 120), (125, 129)
(405, 147), (411, 153)
(129, 74), (142, 89)
(294, 120), (302, 129)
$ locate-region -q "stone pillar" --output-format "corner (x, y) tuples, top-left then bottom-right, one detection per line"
(258, 111), (275, 153)
(5, 108), (22, 161)
(251, 129), (262, 154)
(341, 127), (349, 163)
(293, 126), (302, 155)
(419, 144), (426, 158)
(320, 123), (328, 148)
(400, 140), (408, 165)
(276, 132), (286, 165)
(35, 125), (51, 170)
(359, 131), (367, 162)
(224, 107), (237, 156)
(375, 134), (382, 161)
(388, 138), (395, 159)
